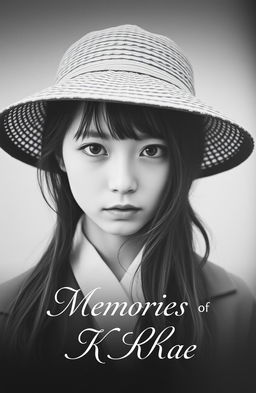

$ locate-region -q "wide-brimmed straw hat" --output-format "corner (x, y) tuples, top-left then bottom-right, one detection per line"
(0, 24), (254, 177)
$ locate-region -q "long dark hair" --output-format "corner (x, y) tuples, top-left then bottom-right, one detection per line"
(5, 100), (210, 356)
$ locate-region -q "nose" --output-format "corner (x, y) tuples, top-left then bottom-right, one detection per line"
(108, 160), (138, 194)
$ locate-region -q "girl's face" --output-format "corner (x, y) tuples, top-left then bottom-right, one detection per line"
(60, 105), (170, 237)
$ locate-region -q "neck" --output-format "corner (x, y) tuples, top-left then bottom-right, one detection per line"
(82, 216), (144, 280)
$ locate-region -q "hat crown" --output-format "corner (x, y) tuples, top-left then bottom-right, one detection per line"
(56, 24), (195, 94)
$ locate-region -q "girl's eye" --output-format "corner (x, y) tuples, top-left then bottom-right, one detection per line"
(81, 143), (107, 156)
(141, 145), (166, 158)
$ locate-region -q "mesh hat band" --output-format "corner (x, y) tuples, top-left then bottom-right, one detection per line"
(57, 59), (193, 94)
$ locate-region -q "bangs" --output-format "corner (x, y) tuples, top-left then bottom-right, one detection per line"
(74, 101), (169, 141)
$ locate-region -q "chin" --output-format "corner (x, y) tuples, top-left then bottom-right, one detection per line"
(102, 221), (145, 237)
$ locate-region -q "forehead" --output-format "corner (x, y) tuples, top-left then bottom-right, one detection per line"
(65, 101), (166, 142)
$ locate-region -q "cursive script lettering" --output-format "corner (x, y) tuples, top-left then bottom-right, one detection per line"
(64, 326), (197, 363)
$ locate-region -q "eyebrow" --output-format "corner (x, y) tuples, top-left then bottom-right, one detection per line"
(80, 130), (110, 140)
(78, 129), (165, 142)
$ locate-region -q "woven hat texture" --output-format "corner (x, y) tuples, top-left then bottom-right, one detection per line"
(0, 24), (254, 177)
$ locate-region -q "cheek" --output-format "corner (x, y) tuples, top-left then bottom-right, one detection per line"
(143, 164), (169, 202)
(65, 163), (102, 209)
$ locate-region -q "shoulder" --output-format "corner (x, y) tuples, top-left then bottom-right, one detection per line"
(200, 260), (256, 333)
(0, 268), (33, 314)
(201, 259), (255, 303)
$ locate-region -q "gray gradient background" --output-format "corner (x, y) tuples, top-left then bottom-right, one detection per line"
(0, 0), (255, 295)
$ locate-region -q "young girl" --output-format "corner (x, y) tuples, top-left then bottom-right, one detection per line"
(0, 25), (255, 392)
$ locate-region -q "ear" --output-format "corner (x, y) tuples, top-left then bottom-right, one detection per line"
(56, 155), (66, 172)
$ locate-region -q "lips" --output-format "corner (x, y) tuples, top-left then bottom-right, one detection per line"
(104, 204), (141, 211)
(103, 204), (142, 218)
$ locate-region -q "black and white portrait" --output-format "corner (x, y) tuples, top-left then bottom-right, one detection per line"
(0, 1), (255, 392)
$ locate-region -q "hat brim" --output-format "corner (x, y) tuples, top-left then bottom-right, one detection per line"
(0, 71), (254, 177)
